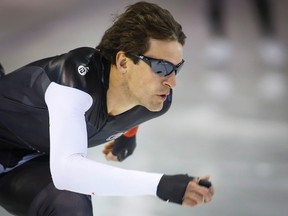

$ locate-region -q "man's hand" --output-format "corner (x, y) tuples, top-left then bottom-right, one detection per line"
(102, 141), (119, 161)
(102, 131), (137, 162)
(182, 176), (215, 207)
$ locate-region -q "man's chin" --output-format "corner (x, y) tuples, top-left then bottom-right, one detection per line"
(145, 103), (163, 112)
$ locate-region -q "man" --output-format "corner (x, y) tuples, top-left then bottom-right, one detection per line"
(0, 1), (214, 215)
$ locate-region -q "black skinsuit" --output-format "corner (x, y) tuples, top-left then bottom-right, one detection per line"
(0, 47), (172, 215)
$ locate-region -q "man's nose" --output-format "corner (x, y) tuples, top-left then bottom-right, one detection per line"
(163, 72), (176, 88)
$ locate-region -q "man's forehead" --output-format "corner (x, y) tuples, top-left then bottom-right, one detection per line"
(145, 39), (184, 64)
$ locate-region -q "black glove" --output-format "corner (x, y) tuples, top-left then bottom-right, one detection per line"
(112, 135), (136, 161)
(156, 174), (212, 204)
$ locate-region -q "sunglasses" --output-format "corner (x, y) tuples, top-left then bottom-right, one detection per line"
(134, 55), (185, 77)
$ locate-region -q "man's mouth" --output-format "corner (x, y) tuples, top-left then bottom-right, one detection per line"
(159, 94), (168, 100)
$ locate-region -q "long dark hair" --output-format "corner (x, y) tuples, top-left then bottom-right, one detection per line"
(96, 1), (186, 64)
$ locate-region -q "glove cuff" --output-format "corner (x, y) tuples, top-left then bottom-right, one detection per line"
(156, 174), (194, 204)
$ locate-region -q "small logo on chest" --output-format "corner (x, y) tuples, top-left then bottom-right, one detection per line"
(78, 65), (89, 75)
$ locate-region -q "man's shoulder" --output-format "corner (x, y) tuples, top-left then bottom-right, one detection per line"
(26, 47), (106, 94)
(56, 47), (106, 92)
(63, 47), (100, 65)
(27, 47), (101, 70)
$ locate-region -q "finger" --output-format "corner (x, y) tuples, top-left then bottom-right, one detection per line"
(183, 182), (204, 205)
(200, 175), (210, 181)
(193, 177), (200, 183)
(182, 198), (197, 207)
(102, 148), (109, 155)
(203, 192), (212, 203)
(102, 147), (112, 155)
(105, 152), (119, 161)
(203, 186), (215, 203)
(102, 141), (115, 155)
(183, 191), (203, 207)
(186, 181), (213, 204)
(198, 177), (214, 203)
(209, 185), (215, 197)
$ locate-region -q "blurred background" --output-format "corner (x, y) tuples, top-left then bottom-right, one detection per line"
(0, 0), (288, 215)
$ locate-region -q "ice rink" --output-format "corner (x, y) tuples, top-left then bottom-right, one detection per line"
(1, 0), (288, 215)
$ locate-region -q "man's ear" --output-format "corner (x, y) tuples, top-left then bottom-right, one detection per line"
(115, 51), (128, 73)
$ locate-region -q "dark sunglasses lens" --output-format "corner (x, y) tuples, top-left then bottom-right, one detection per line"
(150, 60), (174, 76)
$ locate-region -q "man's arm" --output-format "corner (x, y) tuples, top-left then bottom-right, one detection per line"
(45, 82), (162, 196)
(45, 82), (215, 206)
